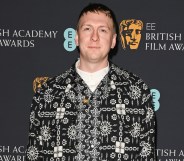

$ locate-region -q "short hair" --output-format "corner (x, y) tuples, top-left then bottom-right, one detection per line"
(77, 3), (117, 33)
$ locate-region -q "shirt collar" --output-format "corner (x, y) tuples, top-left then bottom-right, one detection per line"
(75, 59), (109, 77)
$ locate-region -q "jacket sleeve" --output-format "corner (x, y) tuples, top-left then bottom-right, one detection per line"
(26, 90), (44, 161)
(137, 87), (157, 161)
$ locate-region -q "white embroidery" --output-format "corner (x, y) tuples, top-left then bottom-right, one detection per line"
(27, 146), (39, 161)
(67, 125), (77, 140)
(140, 142), (152, 158)
(65, 84), (72, 93)
(129, 85), (141, 100)
(44, 89), (54, 103)
(116, 104), (126, 115)
(54, 146), (63, 158)
(40, 125), (51, 141)
(38, 135), (43, 145)
(27, 63), (155, 161)
(110, 80), (116, 89)
(100, 121), (112, 136)
(130, 122), (141, 138)
(115, 141), (125, 154)
(55, 107), (65, 119)
(145, 107), (154, 123)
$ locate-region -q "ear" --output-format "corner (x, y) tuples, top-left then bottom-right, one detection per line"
(75, 30), (79, 46)
(111, 33), (117, 49)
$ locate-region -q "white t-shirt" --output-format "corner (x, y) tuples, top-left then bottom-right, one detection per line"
(75, 60), (109, 92)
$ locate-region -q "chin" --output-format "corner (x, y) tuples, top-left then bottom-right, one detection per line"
(130, 45), (139, 50)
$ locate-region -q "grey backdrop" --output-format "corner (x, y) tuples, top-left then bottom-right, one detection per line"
(0, 0), (184, 160)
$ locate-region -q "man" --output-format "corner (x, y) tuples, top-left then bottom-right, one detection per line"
(119, 19), (143, 50)
(26, 3), (156, 161)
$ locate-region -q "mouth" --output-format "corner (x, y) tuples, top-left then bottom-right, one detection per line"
(88, 46), (100, 49)
(129, 42), (138, 45)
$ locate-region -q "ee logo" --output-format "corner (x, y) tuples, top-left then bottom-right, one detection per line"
(150, 89), (160, 111)
(63, 28), (76, 52)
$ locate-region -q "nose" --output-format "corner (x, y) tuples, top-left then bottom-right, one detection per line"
(131, 30), (137, 40)
(91, 30), (99, 41)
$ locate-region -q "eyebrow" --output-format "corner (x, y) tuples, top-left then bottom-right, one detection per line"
(81, 24), (110, 30)
(80, 24), (91, 27)
(99, 26), (110, 30)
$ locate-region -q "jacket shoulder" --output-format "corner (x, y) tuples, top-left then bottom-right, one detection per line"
(111, 63), (144, 85)
(111, 63), (152, 106)
(36, 67), (74, 94)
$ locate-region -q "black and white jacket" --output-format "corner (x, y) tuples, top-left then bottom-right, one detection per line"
(26, 62), (156, 161)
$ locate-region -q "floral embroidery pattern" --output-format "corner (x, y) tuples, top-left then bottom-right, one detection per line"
(27, 146), (39, 161)
(26, 62), (156, 161)
(67, 125), (77, 140)
(130, 122), (141, 138)
(129, 85), (141, 100)
(140, 142), (152, 158)
(100, 121), (112, 136)
(40, 125), (51, 141)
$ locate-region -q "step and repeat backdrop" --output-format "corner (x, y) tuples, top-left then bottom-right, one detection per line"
(0, 0), (184, 160)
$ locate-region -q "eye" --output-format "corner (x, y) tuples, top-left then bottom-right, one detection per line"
(100, 29), (107, 33)
(83, 27), (90, 31)
(136, 30), (141, 34)
(81, 25), (92, 32)
(125, 30), (132, 36)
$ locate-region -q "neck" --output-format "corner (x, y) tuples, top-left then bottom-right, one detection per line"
(78, 59), (109, 73)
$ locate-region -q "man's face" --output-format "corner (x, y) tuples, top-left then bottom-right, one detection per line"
(75, 12), (116, 63)
(123, 24), (142, 50)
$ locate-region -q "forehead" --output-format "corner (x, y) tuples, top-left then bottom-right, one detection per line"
(127, 24), (142, 30)
(78, 11), (113, 28)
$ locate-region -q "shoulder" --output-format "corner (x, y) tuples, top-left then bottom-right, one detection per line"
(111, 63), (145, 85)
(35, 66), (74, 96)
(111, 63), (152, 106)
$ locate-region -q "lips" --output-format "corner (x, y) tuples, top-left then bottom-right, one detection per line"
(129, 42), (138, 45)
(88, 46), (100, 48)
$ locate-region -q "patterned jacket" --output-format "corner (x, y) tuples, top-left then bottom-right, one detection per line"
(26, 62), (156, 161)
